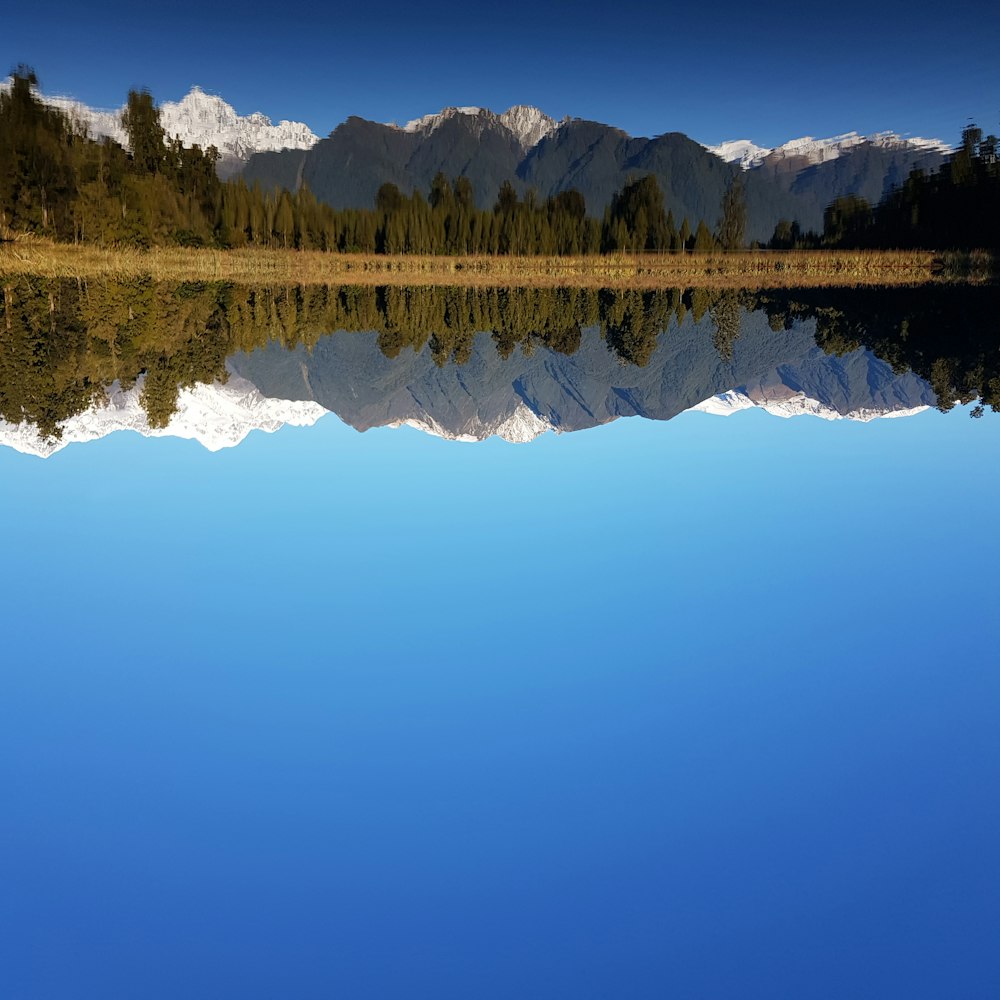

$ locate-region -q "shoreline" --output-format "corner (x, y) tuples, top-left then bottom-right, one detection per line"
(0, 241), (981, 288)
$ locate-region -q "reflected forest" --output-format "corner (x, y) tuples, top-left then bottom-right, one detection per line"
(2, 278), (997, 439)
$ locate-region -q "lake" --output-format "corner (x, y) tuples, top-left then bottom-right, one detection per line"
(1, 279), (998, 998)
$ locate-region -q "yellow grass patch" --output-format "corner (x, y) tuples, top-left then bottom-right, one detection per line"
(0, 239), (960, 288)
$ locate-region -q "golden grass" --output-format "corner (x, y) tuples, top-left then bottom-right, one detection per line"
(0, 239), (959, 288)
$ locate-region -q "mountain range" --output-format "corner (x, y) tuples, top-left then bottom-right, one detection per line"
(238, 105), (951, 242)
(8, 81), (953, 240)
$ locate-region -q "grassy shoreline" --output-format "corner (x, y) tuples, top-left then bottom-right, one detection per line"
(0, 239), (980, 288)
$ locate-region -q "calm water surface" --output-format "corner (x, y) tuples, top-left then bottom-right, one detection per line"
(1, 280), (998, 998)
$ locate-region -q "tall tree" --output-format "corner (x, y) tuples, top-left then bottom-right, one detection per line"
(121, 89), (165, 174)
(716, 175), (747, 250)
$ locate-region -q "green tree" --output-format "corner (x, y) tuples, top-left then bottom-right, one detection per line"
(692, 220), (715, 251)
(716, 175), (747, 250)
(121, 89), (166, 174)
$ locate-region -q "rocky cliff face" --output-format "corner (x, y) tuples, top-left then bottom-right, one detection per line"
(15, 83), (319, 178)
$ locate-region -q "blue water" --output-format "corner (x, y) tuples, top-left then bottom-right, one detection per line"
(2, 410), (998, 999)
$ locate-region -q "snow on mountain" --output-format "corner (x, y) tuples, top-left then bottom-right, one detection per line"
(402, 106), (484, 132)
(397, 104), (557, 151)
(0, 377), (932, 455)
(689, 388), (929, 422)
(44, 94), (125, 144)
(499, 105), (558, 150)
(389, 387), (930, 442)
(706, 139), (773, 171)
(158, 87), (318, 165)
(0, 375), (328, 458)
(389, 401), (553, 443)
(7, 75), (950, 172)
(1, 80), (318, 175)
(706, 131), (952, 169)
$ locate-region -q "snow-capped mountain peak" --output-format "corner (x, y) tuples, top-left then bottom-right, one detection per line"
(498, 105), (557, 149)
(156, 86), (318, 171)
(401, 106), (483, 133)
(396, 104), (556, 151)
(706, 130), (953, 169)
(389, 401), (553, 443)
(706, 139), (772, 170)
(0, 79), (319, 177)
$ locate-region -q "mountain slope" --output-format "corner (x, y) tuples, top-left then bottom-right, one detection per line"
(243, 108), (948, 240)
(257, 108), (537, 210)
(4, 82), (319, 178)
(708, 131), (952, 170)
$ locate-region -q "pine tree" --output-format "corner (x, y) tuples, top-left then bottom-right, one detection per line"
(693, 220), (715, 251)
(716, 175), (747, 250)
(121, 90), (166, 175)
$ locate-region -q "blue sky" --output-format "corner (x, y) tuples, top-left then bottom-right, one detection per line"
(5, 0), (999, 147)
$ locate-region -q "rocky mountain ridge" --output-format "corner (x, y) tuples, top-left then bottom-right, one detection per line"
(3, 82), (318, 178)
(396, 104), (557, 152)
(707, 130), (952, 170)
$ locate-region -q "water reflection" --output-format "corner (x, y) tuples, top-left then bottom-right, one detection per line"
(0, 279), (995, 453)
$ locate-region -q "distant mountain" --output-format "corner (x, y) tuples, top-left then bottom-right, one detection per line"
(157, 88), (317, 177)
(1, 82), (318, 178)
(396, 104), (558, 152)
(243, 107), (949, 241)
(247, 105), (559, 215)
(706, 130), (952, 171)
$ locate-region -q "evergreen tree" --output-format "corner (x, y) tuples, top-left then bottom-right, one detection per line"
(716, 175), (747, 250)
(692, 220), (715, 251)
(121, 89), (166, 175)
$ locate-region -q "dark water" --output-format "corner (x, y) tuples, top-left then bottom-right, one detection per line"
(1, 280), (997, 452)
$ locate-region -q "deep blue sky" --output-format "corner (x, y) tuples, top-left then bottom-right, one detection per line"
(5, 0), (999, 147)
(2, 409), (999, 997)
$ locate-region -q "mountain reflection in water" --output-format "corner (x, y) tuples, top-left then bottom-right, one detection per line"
(0, 280), (995, 454)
